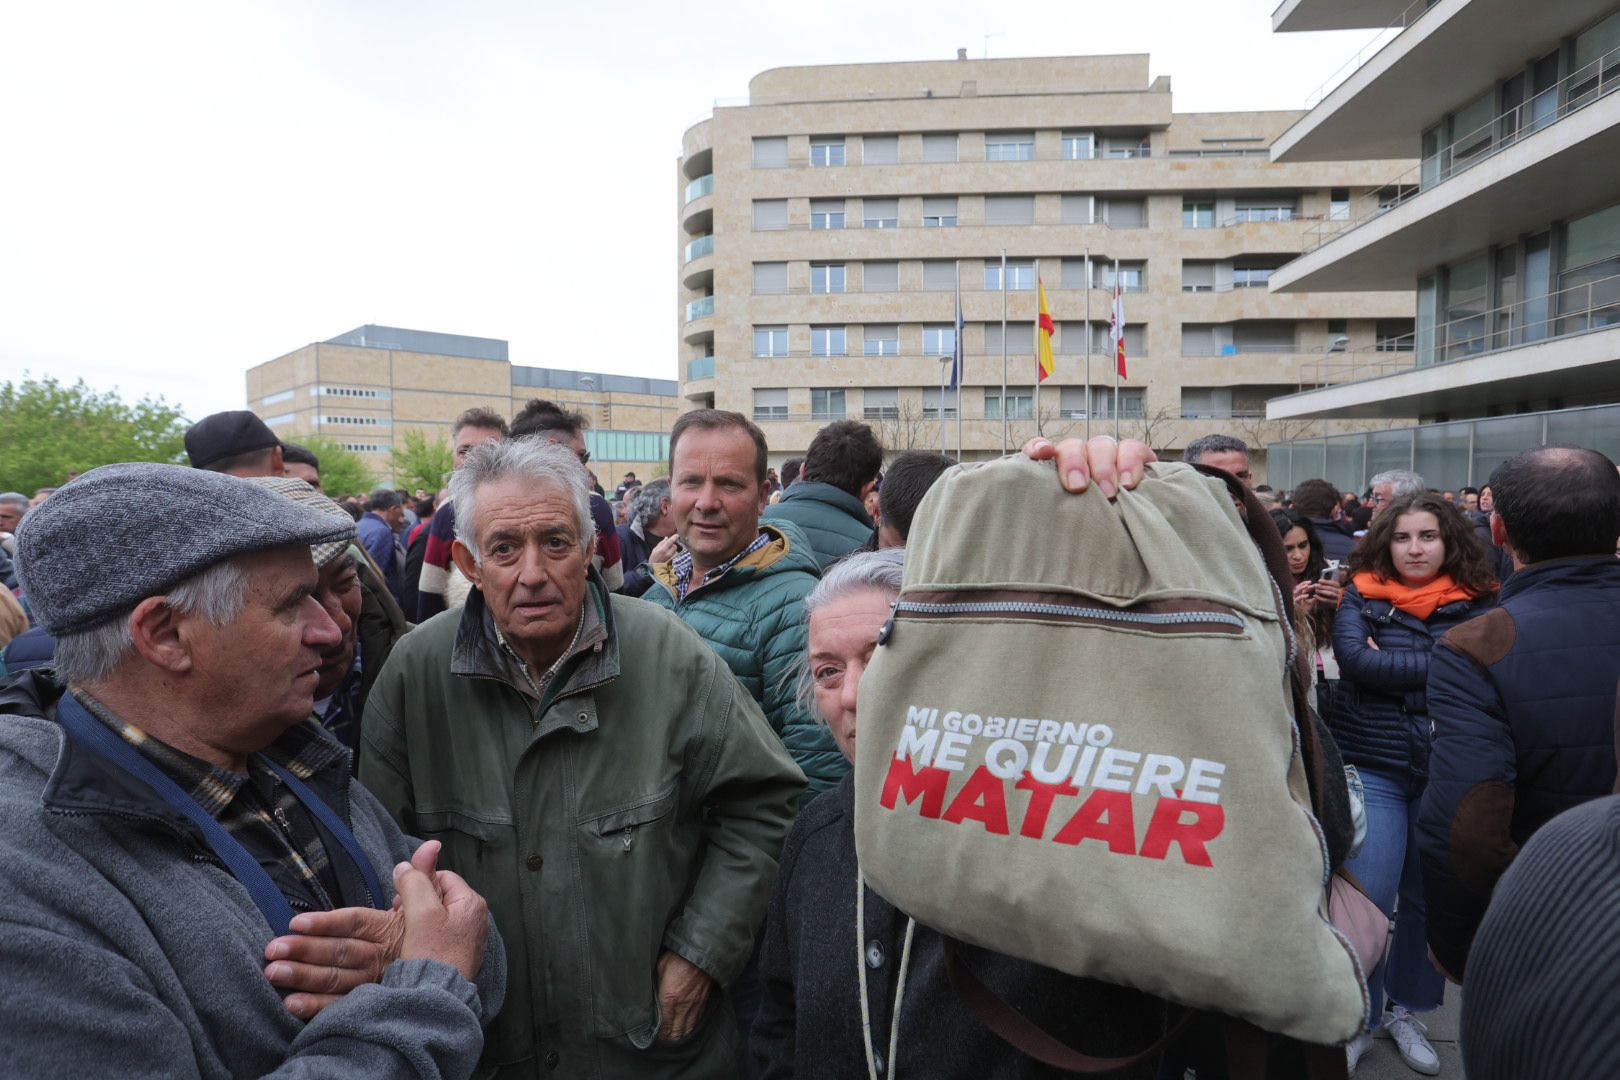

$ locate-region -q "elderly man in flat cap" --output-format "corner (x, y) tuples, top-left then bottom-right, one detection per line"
(0, 463), (504, 1078)
(361, 438), (805, 1079)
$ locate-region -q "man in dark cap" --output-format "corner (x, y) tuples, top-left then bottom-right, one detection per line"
(185, 410), (285, 476)
(0, 463), (504, 1075)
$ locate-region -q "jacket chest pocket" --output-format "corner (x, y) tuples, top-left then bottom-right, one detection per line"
(412, 808), (513, 880)
(578, 785), (686, 1040)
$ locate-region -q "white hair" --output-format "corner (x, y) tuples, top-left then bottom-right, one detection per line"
(794, 548), (906, 725)
(53, 558), (250, 685)
(1370, 469), (1427, 498)
(450, 437), (595, 563)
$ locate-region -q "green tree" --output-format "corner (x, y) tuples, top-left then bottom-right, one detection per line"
(301, 437), (377, 498)
(0, 375), (188, 494)
(389, 428), (454, 494)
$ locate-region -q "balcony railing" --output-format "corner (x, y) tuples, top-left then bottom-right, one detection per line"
(1297, 271), (1620, 389)
(751, 217), (1151, 233)
(686, 356), (715, 380)
(1302, 0), (1445, 109)
(1307, 43), (1620, 252)
(684, 174), (713, 204)
(684, 296), (714, 322)
(684, 235), (714, 263)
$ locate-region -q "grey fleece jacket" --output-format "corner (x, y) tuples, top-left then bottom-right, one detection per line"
(0, 672), (505, 1079)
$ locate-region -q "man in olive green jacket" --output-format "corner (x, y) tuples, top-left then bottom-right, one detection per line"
(360, 437), (805, 1079)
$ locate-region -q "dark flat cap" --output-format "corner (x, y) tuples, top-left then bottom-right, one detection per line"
(15, 462), (357, 635)
(186, 410), (280, 470)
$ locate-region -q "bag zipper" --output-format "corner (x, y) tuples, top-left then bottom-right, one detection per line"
(880, 590), (1245, 643)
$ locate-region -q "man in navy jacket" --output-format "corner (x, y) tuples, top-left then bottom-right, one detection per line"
(1418, 446), (1620, 980)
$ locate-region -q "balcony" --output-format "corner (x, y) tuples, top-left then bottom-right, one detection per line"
(686, 356), (715, 381)
(1273, 90), (1620, 292)
(684, 235), (714, 263)
(684, 174), (713, 204)
(684, 296), (714, 322)
(1273, 0), (1618, 162)
(1270, 272), (1620, 419)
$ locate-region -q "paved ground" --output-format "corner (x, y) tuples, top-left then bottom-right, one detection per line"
(1356, 992), (1463, 1079)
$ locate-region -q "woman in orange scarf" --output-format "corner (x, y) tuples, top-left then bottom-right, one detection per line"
(1331, 493), (1498, 1075)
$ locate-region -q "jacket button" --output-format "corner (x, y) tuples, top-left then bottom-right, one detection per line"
(577, 711), (590, 724)
(865, 940), (885, 969)
(544, 1050), (560, 1069)
(526, 854), (544, 872)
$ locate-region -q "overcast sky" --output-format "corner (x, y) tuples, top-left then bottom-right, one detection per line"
(0, 1), (1371, 421)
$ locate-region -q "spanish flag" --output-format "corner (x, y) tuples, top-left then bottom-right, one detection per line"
(1036, 276), (1055, 383)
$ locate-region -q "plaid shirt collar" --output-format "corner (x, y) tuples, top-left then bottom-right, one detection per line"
(673, 529), (773, 601)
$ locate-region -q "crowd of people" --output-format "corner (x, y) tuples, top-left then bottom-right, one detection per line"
(0, 403), (1617, 1080)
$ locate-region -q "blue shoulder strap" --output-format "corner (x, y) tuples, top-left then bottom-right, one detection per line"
(54, 693), (384, 937)
(260, 756), (386, 911)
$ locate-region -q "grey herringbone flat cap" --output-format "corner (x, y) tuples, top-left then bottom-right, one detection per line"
(248, 476), (354, 568)
(15, 462), (357, 635)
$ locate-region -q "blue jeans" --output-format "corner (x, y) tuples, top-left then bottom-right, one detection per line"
(1344, 767), (1445, 1028)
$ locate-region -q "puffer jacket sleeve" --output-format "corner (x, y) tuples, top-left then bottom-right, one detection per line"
(756, 576), (847, 795)
(1333, 585), (1429, 692)
(1417, 638), (1519, 980)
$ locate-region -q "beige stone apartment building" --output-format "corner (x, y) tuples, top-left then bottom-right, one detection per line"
(677, 53), (1418, 482)
(245, 325), (678, 490)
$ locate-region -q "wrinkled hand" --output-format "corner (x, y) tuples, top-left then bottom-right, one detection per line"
(263, 841), (443, 1018)
(397, 848), (488, 985)
(1021, 436), (1157, 499)
(655, 950), (713, 1043)
(649, 534), (681, 564)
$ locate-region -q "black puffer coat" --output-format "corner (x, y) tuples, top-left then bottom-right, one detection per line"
(1330, 580), (1495, 782)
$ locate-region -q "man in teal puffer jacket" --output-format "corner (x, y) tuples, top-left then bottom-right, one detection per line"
(643, 410), (843, 795)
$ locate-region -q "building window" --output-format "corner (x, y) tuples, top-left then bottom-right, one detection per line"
(1233, 265), (1278, 289)
(317, 414), (389, 427)
(1095, 261), (1146, 292)
(315, 385), (388, 399)
(864, 261), (899, 293)
(1182, 262), (1216, 292)
(1091, 387), (1146, 418)
(985, 322), (1035, 355)
(864, 324), (899, 356)
(811, 389), (846, 420)
(985, 133), (1034, 161)
(811, 263), (846, 294)
(262, 412), (296, 427)
(810, 137), (845, 167)
(584, 430), (673, 462)
(922, 134), (958, 163)
(922, 196), (957, 227)
(754, 326), (789, 357)
(262, 389), (294, 406)
(984, 261), (1035, 291)
(923, 387), (959, 420)
(341, 442), (387, 453)
(1098, 133), (1152, 159)
(983, 195), (1035, 226)
(1061, 194), (1095, 225)
(863, 387), (899, 420)
(752, 262), (788, 295)
(752, 137), (789, 168)
(1062, 132), (1094, 160)
(1098, 198), (1146, 228)
(810, 199), (845, 230)
(1231, 198), (1296, 224)
(1182, 201), (1215, 229)
(922, 324), (956, 356)
(811, 326), (847, 356)
(1330, 188), (1350, 221)
(753, 199), (789, 231)
(863, 135), (899, 165)
(753, 389), (789, 421)
(984, 388), (1034, 420)
(922, 260), (957, 291)
(863, 198), (898, 229)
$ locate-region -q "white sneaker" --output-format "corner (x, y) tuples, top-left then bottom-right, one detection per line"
(1383, 1006), (1441, 1075)
(1347, 1031), (1375, 1074)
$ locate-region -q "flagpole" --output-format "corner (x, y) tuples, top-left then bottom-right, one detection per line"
(1033, 258), (1041, 439)
(955, 259), (963, 462)
(1084, 249), (1092, 441)
(1000, 248), (1008, 455)
(939, 351), (947, 455)
(1113, 258), (1121, 442)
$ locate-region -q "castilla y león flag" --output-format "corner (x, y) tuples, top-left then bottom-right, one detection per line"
(1110, 282), (1128, 379)
(1036, 277), (1055, 383)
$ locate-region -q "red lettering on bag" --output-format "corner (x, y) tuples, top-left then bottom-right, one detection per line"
(881, 757), (950, 819)
(1014, 772), (1080, 840)
(941, 766), (1011, 835)
(1052, 790), (1136, 854)
(1139, 797), (1225, 867)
